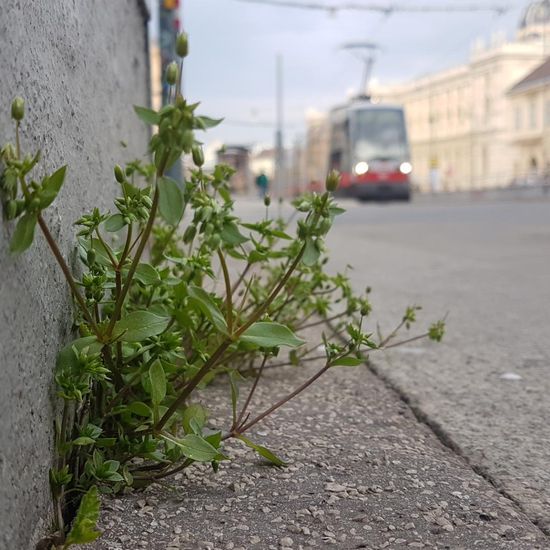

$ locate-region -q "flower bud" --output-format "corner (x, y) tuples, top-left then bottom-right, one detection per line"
(263, 194), (271, 207)
(114, 165), (125, 183)
(87, 249), (96, 266)
(318, 217), (331, 235)
(1, 143), (16, 160)
(166, 62), (178, 86)
(360, 303), (371, 317)
(183, 224), (196, 243)
(325, 170), (340, 192)
(191, 145), (204, 167)
(176, 33), (189, 58)
(15, 199), (26, 216)
(11, 97), (25, 121)
(209, 234), (222, 249)
(29, 197), (41, 211)
(6, 200), (18, 220)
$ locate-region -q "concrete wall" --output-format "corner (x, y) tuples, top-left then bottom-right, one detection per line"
(0, 2), (150, 548)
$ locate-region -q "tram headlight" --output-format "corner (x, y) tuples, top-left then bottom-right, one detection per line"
(354, 161), (369, 175)
(399, 162), (413, 175)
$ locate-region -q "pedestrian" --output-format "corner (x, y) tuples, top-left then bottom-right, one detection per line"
(255, 172), (269, 198)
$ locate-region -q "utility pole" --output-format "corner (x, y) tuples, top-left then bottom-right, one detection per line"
(275, 53), (284, 199)
(159, 0), (183, 182)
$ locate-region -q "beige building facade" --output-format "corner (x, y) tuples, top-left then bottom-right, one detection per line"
(374, 2), (550, 191)
(508, 57), (550, 182)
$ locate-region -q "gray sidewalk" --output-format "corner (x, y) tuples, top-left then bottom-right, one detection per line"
(87, 347), (548, 550)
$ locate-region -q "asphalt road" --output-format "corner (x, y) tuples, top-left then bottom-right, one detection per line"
(325, 197), (550, 534)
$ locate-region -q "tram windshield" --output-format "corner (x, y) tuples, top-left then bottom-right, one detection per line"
(351, 108), (408, 162)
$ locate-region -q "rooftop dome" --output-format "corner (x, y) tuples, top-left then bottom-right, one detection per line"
(520, 0), (550, 29)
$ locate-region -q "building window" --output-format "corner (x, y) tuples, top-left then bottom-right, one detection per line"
(529, 99), (537, 130)
(515, 106), (522, 130)
(544, 101), (550, 127)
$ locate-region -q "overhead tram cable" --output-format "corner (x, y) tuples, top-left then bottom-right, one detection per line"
(234, 0), (510, 15)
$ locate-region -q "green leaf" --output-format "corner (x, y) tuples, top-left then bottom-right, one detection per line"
(236, 435), (287, 467)
(240, 322), (304, 348)
(104, 213), (125, 232)
(271, 229), (293, 240)
(114, 311), (170, 342)
(158, 176), (184, 226)
(149, 360), (166, 406)
(63, 486), (101, 547)
(187, 285), (228, 333)
(73, 437), (96, 446)
(128, 401), (152, 417)
(134, 263), (161, 285)
(169, 434), (222, 462)
(331, 357), (364, 367)
(329, 205), (346, 217)
(39, 165), (67, 208)
(220, 222), (248, 246)
(56, 336), (102, 371)
(182, 403), (207, 434)
(194, 115), (224, 130)
(9, 212), (37, 254)
(134, 105), (160, 125)
(302, 237), (320, 267)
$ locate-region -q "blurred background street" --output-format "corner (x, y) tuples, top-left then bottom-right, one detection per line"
(150, 0), (550, 199)
(149, 0), (550, 533)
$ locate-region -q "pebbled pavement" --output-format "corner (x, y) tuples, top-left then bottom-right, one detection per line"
(87, 351), (547, 549)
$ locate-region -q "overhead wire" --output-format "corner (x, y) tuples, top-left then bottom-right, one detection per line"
(233, 0), (509, 15)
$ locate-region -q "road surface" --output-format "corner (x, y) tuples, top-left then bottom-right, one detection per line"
(325, 198), (550, 533)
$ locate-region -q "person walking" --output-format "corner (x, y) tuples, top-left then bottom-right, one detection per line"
(255, 172), (269, 198)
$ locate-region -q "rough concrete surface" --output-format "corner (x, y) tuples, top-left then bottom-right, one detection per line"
(326, 199), (550, 535)
(0, 2), (149, 547)
(86, 356), (547, 550)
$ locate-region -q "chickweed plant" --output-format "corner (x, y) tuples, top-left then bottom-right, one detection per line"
(1, 35), (444, 549)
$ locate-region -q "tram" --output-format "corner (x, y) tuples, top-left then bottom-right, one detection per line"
(328, 98), (412, 201)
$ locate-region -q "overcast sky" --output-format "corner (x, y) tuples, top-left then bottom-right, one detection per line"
(150, 0), (535, 148)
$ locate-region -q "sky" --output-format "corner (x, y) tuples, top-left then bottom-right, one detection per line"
(149, 0), (535, 149)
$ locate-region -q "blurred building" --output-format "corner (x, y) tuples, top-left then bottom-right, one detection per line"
(249, 146), (275, 181)
(374, 0), (550, 191)
(303, 111), (330, 193)
(150, 41), (162, 111)
(217, 145), (251, 194)
(508, 57), (550, 183)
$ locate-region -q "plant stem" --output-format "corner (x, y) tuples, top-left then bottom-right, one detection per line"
(154, 339), (232, 431)
(298, 311), (346, 331)
(114, 269), (123, 368)
(15, 126), (98, 333)
(234, 354), (268, 430)
(37, 215), (99, 333)
(382, 332), (429, 350)
(106, 154), (167, 337)
(94, 228), (118, 268)
(217, 249), (233, 334)
(150, 458), (193, 481)
(151, 223), (178, 266)
(234, 242), (306, 338)
(238, 361), (331, 433)
(231, 261), (251, 296)
(119, 224), (134, 266)
(155, 200), (324, 432)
